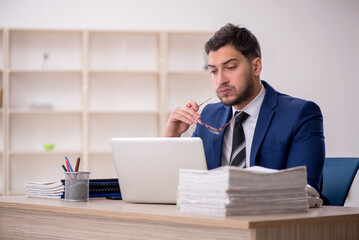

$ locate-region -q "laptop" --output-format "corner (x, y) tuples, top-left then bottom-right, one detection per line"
(111, 137), (207, 204)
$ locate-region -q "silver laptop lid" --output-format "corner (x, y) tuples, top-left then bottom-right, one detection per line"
(111, 137), (207, 204)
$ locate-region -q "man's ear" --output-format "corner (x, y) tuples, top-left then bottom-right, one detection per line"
(252, 57), (262, 77)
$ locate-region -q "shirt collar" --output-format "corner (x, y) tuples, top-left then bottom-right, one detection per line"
(232, 83), (266, 119)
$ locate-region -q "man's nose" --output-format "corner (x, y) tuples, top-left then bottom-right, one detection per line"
(217, 70), (228, 85)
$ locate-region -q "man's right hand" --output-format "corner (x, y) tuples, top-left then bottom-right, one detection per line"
(163, 100), (202, 137)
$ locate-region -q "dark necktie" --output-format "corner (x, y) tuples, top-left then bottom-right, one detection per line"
(230, 111), (249, 168)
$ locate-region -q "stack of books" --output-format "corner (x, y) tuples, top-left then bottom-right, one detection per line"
(177, 166), (309, 216)
(25, 178), (122, 199)
(26, 181), (64, 199)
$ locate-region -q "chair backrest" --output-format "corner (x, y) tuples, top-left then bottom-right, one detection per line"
(322, 157), (359, 206)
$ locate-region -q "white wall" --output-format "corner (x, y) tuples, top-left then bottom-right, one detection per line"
(1, 0), (359, 157)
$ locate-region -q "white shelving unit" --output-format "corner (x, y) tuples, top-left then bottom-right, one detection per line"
(0, 29), (215, 195)
(6, 30), (84, 195)
(0, 29), (4, 195)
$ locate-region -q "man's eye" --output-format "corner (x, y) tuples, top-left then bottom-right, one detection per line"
(227, 66), (236, 70)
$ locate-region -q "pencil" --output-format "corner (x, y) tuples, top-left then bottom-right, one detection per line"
(75, 157), (81, 172)
(62, 165), (68, 172)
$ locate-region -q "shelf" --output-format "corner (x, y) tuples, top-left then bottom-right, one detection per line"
(88, 69), (159, 74)
(9, 109), (82, 114)
(167, 70), (210, 75)
(9, 150), (82, 155)
(88, 31), (159, 71)
(9, 69), (82, 73)
(88, 72), (159, 112)
(0, 30), (3, 70)
(10, 113), (82, 152)
(88, 151), (112, 155)
(89, 110), (160, 115)
(9, 30), (83, 70)
(167, 32), (212, 72)
(9, 71), (82, 110)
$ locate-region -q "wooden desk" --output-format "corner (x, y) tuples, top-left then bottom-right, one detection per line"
(0, 196), (358, 240)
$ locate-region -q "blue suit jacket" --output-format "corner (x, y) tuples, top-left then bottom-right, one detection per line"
(192, 81), (325, 192)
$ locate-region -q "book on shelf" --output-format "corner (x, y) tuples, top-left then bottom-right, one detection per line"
(26, 178), (121, 199)
(177, 165), (310, 216)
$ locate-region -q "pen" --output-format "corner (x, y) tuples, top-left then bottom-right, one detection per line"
(65, 160), (71, 172)
(62, 165), (68, 172)
(65, 156), (74, 172)
(64, 157), (74, 185)
(75, 157), (81, 172)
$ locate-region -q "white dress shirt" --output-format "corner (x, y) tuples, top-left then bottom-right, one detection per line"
(221, 83), (266, 167)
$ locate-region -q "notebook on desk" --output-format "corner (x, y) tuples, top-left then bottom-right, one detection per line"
(110, 137), (207, 204)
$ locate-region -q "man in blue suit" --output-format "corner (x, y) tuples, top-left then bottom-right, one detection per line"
(164, 24), (325, 195)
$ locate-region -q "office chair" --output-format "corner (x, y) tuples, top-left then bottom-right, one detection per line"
(322, 157), (359, 206)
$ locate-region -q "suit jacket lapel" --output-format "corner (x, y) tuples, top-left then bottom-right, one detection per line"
(216, 107), (232, 130)
(250, 81), (278, 166)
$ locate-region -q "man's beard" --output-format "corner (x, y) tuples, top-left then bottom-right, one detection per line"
(217, 72), (255, 107)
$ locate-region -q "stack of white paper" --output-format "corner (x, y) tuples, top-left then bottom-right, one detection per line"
(178, 166), (309, 216)
(25, 181), (64, 199)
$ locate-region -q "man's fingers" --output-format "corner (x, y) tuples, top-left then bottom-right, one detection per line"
(171, 106), (200, 125)
(185, 100), (200, 112)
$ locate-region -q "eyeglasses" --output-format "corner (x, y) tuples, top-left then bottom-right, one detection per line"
(196, 96), (246, 135)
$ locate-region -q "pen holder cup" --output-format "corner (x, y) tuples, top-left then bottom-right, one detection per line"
(64, 171), (90, 202)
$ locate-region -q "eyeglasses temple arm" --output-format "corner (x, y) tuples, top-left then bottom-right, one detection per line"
(198, 95), (217, 107)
